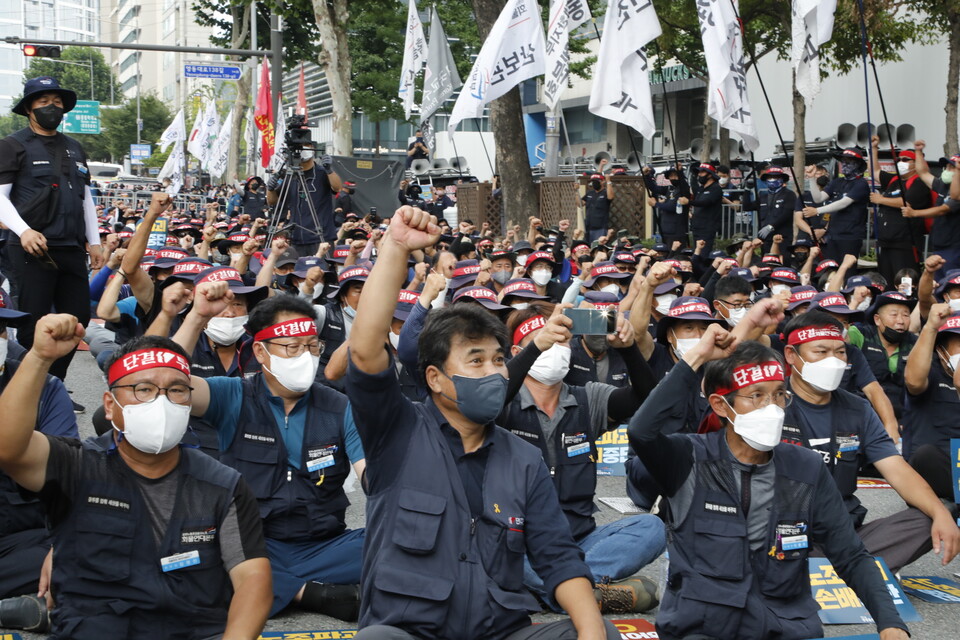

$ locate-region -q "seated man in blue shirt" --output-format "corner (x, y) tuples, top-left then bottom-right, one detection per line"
(188, 288), (365, 621)
(347, 206), (618, 640)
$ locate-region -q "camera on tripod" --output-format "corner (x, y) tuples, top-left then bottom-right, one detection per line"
(283, 114), (313, 162)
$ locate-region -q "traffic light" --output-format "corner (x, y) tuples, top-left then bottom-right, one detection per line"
(22, 45), (61, 58)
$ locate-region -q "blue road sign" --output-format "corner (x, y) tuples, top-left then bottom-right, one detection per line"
(184, 64), (242, 79)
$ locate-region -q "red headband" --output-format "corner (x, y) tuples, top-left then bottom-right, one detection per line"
(253, 318), (317, 342)
(787, 326), (844, 345)
(714, 361), (785, 395)
(513, 315), (546, 346)
(108, 348), (191, 385)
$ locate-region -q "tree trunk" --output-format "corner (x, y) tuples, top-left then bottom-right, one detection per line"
(945, 14), (960, 156)
(225, 3), (250, 185)
(312, 0), (352, 156)
(792, 70), (807, 204)
(472, 0), (539, 226)
(374, 120), (381, 157)
(719, 126), (730, 167)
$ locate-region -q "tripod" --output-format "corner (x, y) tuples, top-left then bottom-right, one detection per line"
(265, 151), (325, 251)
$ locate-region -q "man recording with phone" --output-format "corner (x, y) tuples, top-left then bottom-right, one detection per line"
(266, 116), (342, 257)
(405, 129), (429, 169)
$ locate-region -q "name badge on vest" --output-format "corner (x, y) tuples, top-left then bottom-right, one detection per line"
(307, 444), (338, 472)
(161, 550), (200, 572)
(563, 432), (589, 457)
(837, 435), (860, 454)
(780, 424), (805, 447)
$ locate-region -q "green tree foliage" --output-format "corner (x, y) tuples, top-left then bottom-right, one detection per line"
(24, 47), (121, 104)
(83, 95), (172, 162)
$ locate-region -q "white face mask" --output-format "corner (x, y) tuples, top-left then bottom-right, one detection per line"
(719, 177), (730, 187)
(301, 150), (315, 161)
(0, 337), (7, 367)
(726, 402), (785, 452)
(531, 269), (552, 286)
(600, 283), (621, 296)
(797, 354), (846, 392)
(205, 315), (248, 346)
(528, 344), (571, 386)
(950, 353), (960, 372)
(725, 306), (747, 327)
(949, 298), (960, 313)
(389, 331), (401, 351)
(671, 331), (700, 360)
(896, 161), (911, 175)
(770, 284), (790, 297)
(112, 395), (190, 455)
(511, 302), (530, 310)
(516, 254), (529, 267)
(856, 296), (872, 312)
(655, 294), (677, 316)
(942, 169), (955, 185)
(263, 350), (319, 393)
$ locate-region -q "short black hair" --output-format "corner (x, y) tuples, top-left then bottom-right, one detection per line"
(717, 165), (731, 174)
(418, 304), (508, 383)
(104, 335), (190, 377)
(247, 293), (317, 338)
(715, 275), (753, 300)
(782, 309), (843, 342)
(703, 340), (784, 397)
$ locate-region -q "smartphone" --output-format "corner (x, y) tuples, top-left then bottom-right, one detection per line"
(563, 308), (617, 335)
(900, 276), (913, 297)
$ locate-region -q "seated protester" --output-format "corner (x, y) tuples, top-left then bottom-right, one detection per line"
(346, 206), (621, 640)
(289, 256), (338, 303)
(487, 249), (518, 296)
(902, 304), (960, 502)
(511, 240), (536, 269)
(388, 290), (423, 401)
(0, 311), (77, 632)
(565, 292), (631, 388)
(563, 262), (632, 306)
(781, 311), (959, 571)
(786, 285), (818, 317)
(498, 278), (550, 310)
(0, 326), (271, 638)
(314, 266), (368, 391)
(523, 250), (566, 302)
(806, 292), (901, 444)
(502, 308), (665, 613)
(847, 292), (917, 425)
(712, 273), (756, 329)
(628, 329), (910, 640)
(448, 259), (483, 294)
(842, 274), (885, 313)
(188, 292), (365, 620)
(568, 240), (591, 279)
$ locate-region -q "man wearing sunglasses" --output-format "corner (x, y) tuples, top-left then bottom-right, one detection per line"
(187, 290), (366, 622)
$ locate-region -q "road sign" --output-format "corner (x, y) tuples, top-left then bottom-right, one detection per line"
(184, 64), (242, 79)
(130, 144), (151, 159)
(61, 100), (100, 135)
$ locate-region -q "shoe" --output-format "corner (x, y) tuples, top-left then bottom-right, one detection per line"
(0, 594), (50, 632)
(300, 582), (360, 621)
(594, 576), (659, 614)
(72, 400), (85, 414)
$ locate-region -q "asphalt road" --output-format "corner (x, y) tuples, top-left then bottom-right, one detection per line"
(8, 349), (960, 639)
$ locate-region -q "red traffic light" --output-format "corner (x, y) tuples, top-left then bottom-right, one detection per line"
(22, 45), (61, 58)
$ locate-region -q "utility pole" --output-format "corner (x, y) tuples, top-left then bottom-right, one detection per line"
(249, 0), (258, 175)
(270, 8), (282, 119)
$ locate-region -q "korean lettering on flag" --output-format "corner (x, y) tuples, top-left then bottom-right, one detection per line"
(399, 0), (427, 120)
(207, 108), (234, 179)
(158, 109), (185, 153)
(792, 0), (837, 104)
(199, 101), (222, 172)
(542, 0), (591, 111)
(587, 0), (661, 140)
(447, 0), (545, 135)
(697, 0), (759, 151)
(158, 143), (185, 195)
(420, 6), (463, 121)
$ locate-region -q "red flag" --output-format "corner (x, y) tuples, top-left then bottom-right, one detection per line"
(297, 63), (308, 118)
(254, 61), (275, 168)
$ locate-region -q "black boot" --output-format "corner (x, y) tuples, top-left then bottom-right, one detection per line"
(298, 582), (360, 621)
(0, 595), (50, 632)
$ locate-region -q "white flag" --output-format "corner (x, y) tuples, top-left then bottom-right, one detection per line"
(187, 104), (207, 164)
(200, 101), (222, 172)
(399, 0), (427, 120)
(448, 0), (546, 135)
(792, 0), (836, 104)
(244, 108), (256, 172)
(268, 105), (287, 173)
(420, 6), (462, 120)
(588, 0), (660, 139)
(158, 109), (185, 153)
(207, 108), (234, 179)
(698, 0), (759, 151)
(158, 143), (185, 195)
(543, 0), (591, 111)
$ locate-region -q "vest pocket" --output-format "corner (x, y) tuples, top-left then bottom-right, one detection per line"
(478, 520), (525, 592)
(230, 440), (280, 498)
(393, 488), (446, 554)
(692, 517), (746, 580)
(76, 510), (135, 582)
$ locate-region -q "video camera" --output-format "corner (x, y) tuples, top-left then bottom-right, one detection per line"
(282, 114), (314, 164)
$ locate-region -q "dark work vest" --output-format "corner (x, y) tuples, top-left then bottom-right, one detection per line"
(7, 128), (87, 246)
(318, 303), (347, 390)
(901, 357), (960, 459)
(782, 388), (869, 526)
(583, 189), (611, 229)
(219, 374), (349, 542)
(855, 323), (915, 419)
(876, 175), (926, 248)
(501, 385), (597, 540)
(657, 430), (821, 640)
(360, 400), (542, 640)
(564, 337), (629, 388)
(49, 432), (238, 639)
(824, 177), (868, 238)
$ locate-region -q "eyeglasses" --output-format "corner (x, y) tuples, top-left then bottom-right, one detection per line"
(262, 339), (323, 357)
(718, 299), (753, 311)
(733, 390), (793, 410)
(110, 382), (193, 404)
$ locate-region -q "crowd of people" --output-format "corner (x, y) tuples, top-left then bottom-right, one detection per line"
(0, 76), (959, 640)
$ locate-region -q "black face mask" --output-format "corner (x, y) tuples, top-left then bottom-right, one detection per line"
(583, 334), (609, 356)
(881, 325), (907, 344)
(669, 178), (680, 186)
(697, 174), (710, 185)
(32, 104), (64, 130)
(591, 180), (602, 191)
(816, 176), (830, 188)
(793, 251), (809, 265)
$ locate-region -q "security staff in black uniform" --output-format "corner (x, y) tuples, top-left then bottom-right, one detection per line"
(848, 292), (917, 421)
(582, 160), (614, 244)
(240, 176), (268, 219)
(0, 77), (103, 381)
(629, 330), (910, 640)
(803, 148), (870, 262)
(347, 206), (619, 640)
(745, 166), (796, 255)
(683, 163), (724, 256)
(651, 166), (691, 248)
(0, 325), (272, 639)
